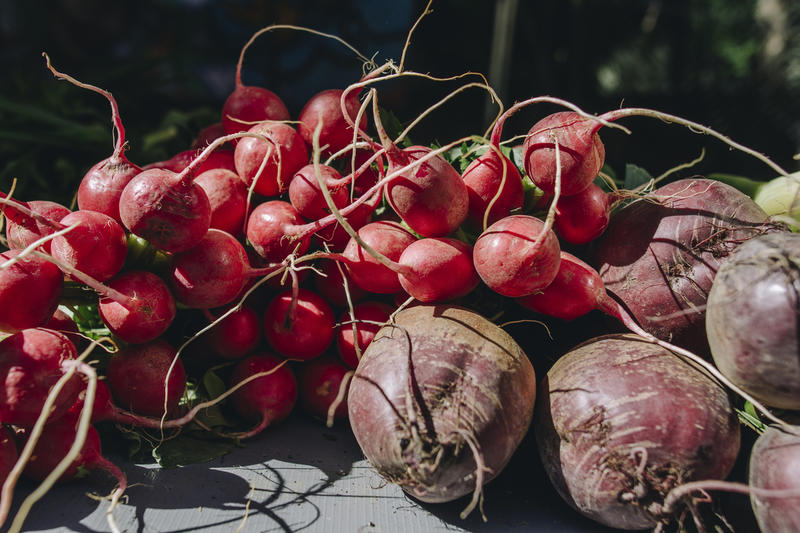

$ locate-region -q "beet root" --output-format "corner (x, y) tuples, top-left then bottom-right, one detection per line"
(347, 305), (536, 516)
(749, 426), (800, 533)
(534, 334), (741, 530)
(591, 178), (775, 354)
(706, 231), (800, 410)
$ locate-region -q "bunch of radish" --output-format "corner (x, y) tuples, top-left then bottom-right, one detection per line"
(2, 10), (800, 533)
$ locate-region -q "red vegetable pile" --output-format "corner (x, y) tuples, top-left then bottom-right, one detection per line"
(1, 11), (799, 533)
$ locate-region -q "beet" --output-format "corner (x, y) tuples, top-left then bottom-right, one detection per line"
(749, 426), (800, 533)
(591, 178), (774, 354)
(706, 231), (800, 409)
(535, 334), (741, 530)
(348, 305), (536, 517)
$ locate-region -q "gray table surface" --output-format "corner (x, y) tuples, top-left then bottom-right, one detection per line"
(7, 413), (620, 533)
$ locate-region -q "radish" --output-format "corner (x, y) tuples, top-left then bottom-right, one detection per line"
(0, 328), (81, 428)
(335, 300), (393, 368)
(168, 228), (275, 309)
(298, 88), (367, 156)
(205, 305), (261, 360)
(749, 426), (800, 533)
(229, 353), (297, 437)
(245, 199), (311, 262)
(553, 181), (611, 245)
(383, 145), (468, 237)
(348, 305), (536, 518)
(194, 168), (249, 236)
(191, 122), (228, 149)
(43, 54), (141, 224)
(263, 288), (335, 361)
(591, 178), (775, 354)
(117, 132), (260, 254)
(1, 195), (127, 282)
(535, 333), (741, 531)
(461, 148), (524, 230)
(20, 411), (126, 505)
(0, 250), (64, 333)
(288, 163), (350, 221)
(706, 231), (800, 409)
(472, 214), (561, 298)
(342, 220), (417, 294)
(1, 195), (70, 253)
(105, 339), (186, 418)
(233, 121), (308, 197)
(397, 237), (480, 303)
(523, 111), (606, 196)
(298, 355), (351, 421)
(96, 270), (177, 344)
(48, 210), (128, 282)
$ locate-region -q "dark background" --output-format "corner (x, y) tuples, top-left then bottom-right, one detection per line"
(2, 0), (799, 206)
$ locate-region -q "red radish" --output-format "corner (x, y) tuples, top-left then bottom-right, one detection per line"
(43, 54), (142, 225)
(234, 121), (308, 197)
(535, 334), (740, 531)
(105, 339), (186, 417)
(312, 259), (368, 308)
(397, 237), (480, 303)
(1, 195), (70, 253)
(144, 148), (237, 176)
(297, 88), (366, 156)
(0, 328), (81, 428)
(516, 251), (607, 321)
(118, 132), (256, 254)
(0, 426), (17, 487)
(342, 220), (417, 294)
(118, 165), (211, 254)
(348, 305), (536, 517)
(335, 300), (393, 368)
(263, 288), (335, 361)
(472, 214), (561, 298)
(553, 181), (610, 245)
(706, 231), (800, 409)
(222, 86), (290, 136)
(298, 355), (350, 420)
(192, 122), (229, 149)
(194, 168), (249, 236)
(312, 197), (374, 252)
(45, 308), (85, 351)
(384, 145), (468, 237)
(49, 210), (128, 282)
(97, 270), (177, 344)
(0, 250), (64, 333)
(749, 426), (800, 533)
(1, 195), (127, 282)
(206, 305), (261, 360)
(462, 148), (524, 229)
(246, 200), (311, 262)
(288, 163), (350, 221)
(523, 111), (605, 196)
(229, 352), (297, 436)
(169, 229), (269, 309)
(22, 411), (127, 490)
(591, 178), (774, 354)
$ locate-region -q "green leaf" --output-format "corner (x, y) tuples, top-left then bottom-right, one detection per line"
(203, 368), (227, 399)
(152, 434), (234, 468)
(623, 163), (653, 190)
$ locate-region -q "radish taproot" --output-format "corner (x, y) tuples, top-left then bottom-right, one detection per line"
(234, 121), (308, 198)
(1, 194), (70, 253)
(43, 54), (142, 225)
(229, 353), (298, 437)
(472, 214), (561, 298)
(535, 334), (741, 531)
(335, 300), (393, 368)
(0, 328), (81, 428)
(0, 250), (64, 333)
(298, 355), (351, 421)
(591, 178), (775, 354)
(706, 231), (800, 409)
(194, 168), (249, 236)
(297, 88), (366, 157)
(348, 305), (536, 518)
(461, 148), (524, 230)
(263, 288), (335, 361)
